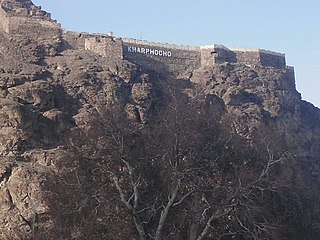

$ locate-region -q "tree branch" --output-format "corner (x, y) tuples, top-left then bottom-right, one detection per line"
(155, 179), (181, 240)
(173, 189), (195, 207)
(197, 208), (232, 240)
(112, 170), (146, 240)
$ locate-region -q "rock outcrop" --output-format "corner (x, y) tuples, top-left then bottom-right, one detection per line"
(0, 0), (319, 239)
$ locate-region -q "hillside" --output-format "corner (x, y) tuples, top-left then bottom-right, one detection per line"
(0, 0), (319, 239)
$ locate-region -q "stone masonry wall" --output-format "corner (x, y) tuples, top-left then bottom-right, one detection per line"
(1, 0), (287, 71)
(0, 8), (9, 33)
(200, 45), (286, 68)
(201, 45), (237, 66)
(122, 39), (201, 78)
(232, 49), (261, 66)
(85, 35), (123, 60)
(62, 32), (123, 60)
(259, 50), (286, 68)
(229, 47), (286, 68)
(0, 0), (60, 36)
(62, 31), (87, 50)
(200, 47), (215, 67)
(7, 17), (61, 39)
(63, 33), (287, 73)
(0, 0), (62, 56)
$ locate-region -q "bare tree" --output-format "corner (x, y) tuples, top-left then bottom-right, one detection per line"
(61, 86), (312, 240)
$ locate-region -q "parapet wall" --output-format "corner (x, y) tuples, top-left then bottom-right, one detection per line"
(121, 39), (286, 71)
(229, 47), (286, 67)
(0, 1), (61, 46)
(62, 31), (123, 60)
(200, 45), (286, 68)
(200, 45), (237, 66)
(85, 35), (123, 60)
(74, 36), (287, 76)
(259, 50), (286, 68)
(122, 38), (201, 78)
(0, 7), (9, 33)
(6, 16), (61, 39)
(0, 1), (289, 76)
(122, 38), (200, 52)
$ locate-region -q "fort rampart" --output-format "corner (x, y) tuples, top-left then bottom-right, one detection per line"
(0, 2), (61, 43)
(122, 38), (201, 77)
(0, 0), (288, 77)
(73, 33), (287, 75)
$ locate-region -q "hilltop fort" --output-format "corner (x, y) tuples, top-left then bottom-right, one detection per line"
(1, 1), (320, 239)
(65, 30), (289, 78)
(0, 0), (290, 78)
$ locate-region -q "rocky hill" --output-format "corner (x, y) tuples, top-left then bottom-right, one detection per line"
(0, 0), (319, 239)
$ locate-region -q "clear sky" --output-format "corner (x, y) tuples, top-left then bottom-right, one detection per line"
(32, 0), (320, 108)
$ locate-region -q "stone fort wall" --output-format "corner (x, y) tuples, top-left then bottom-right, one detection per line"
(85, 35), (123, 60)
(0, 7), (9, 33)
(122, 38), (201, 78)
(5, 16), (61, 40)
(71, 34), (287, 76)
(201, 45), (286, 68)
(0, 0), (288, 77)
(63, 31), (124, 61)
(0, 2), (61, 43)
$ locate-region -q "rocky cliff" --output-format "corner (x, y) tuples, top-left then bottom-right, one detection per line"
(0, 0), (319, 239)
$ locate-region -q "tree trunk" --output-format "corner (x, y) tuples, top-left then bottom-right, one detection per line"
(155, 182), (179, 240)
(133, 214), (147, 240)
(189, 194), (201, 240)
(189, 222), (199, 240)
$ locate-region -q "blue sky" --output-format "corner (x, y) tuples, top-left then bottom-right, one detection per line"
(33, 0), (320, 107)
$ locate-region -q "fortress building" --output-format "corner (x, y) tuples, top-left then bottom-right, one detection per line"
(0, 0), (60, 39)
(65, 32), (291, 78)
(0, 0), (292, 78)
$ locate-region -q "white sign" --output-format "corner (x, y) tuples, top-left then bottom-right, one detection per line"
(126, 45), (172, 57)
